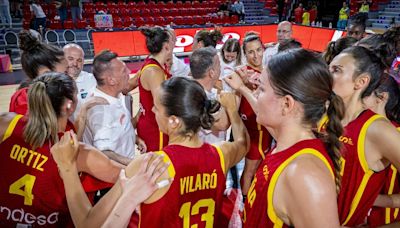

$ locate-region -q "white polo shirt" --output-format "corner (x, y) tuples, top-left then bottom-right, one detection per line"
(82, 88), (136, 159)
(71, 70), (97, 122)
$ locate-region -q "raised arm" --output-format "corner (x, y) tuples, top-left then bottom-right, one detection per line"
(224, 71), (258, 113)
(140, 66), (166, 95)
(219, 92), (250, 172)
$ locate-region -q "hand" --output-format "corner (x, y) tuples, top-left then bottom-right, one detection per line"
(236, 67), (258, 90)
(219, 92), (239, 112)
(50, 130), (79, 175)
(119, 153), (172, 203)
(136, 137), (147, 154)
(224, 72), (245, 91)
(82, 96), (109, 111)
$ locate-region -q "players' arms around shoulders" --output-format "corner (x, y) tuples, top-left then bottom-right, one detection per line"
(51, 131), (170, 228)
(274, 154), (341, 228)
(218, 92), (250, 172)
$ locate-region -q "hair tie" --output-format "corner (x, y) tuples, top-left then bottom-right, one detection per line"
(204, 99), (211, 111)
(329, 92), (336, 101)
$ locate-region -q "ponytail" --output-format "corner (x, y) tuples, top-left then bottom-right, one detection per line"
(200, 99), (221, 129)
(323, 92), (345, 189)
(24, 81), (58, 149)
(23, 72), (76, 149)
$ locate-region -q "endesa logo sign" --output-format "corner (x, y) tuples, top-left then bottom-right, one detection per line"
(93, 24), (345, 57)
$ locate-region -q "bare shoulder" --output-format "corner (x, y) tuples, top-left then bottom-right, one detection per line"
(282, 154), (334, 190)
(0, 112), (18, 141)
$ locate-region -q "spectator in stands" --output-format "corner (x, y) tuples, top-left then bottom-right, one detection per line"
(262, 21), (292, 66)
(63, 44), (97, 121)
(54, 0), (67, 28)
(337, 1), (349, 30)
(358, 0), (371, 20)
(309, 2), (318, 24)
(294, 3), (303, 24)
(192, 28), (223, 50)
(277, 38), (302, 52)
(218, 1), (228, 14)
(383, 25), (400, 80)
(322, 36), (357, 64)
(0, 0), (12, 27)
(9, 31), (67, 115)
(346, 13), (367, 41)
(276, 0), (286, 22)
(302, 7), (310, 26)
(70, 0), (81, 28)
(232, 0), (245, 23)
(29, 0), (47, 32)
(83, 50), (145, 166)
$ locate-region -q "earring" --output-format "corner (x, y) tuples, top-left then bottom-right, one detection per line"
(67, 102), (72, 110)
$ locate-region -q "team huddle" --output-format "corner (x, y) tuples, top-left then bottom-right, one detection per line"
(1, 21), (400, 228)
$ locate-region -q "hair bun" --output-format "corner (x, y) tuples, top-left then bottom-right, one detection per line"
(19, 30), (40, 52)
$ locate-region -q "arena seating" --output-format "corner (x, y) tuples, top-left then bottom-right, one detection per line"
(22, 0), (238, 30)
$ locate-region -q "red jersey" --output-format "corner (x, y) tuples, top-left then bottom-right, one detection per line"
(240, 66), (272, 160)
(9, 87), (28, 115)
(294, 7), (304, 23)
(139, 143), (226, 228)
(243, 139), (335, 227)
(338, 109), (387, 226)
(0, 115), (73, 227)
(137, 58), (171, 152)
(367, 122), (400, 227)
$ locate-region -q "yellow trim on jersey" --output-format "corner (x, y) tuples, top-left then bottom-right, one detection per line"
(267, 148), (335, 227)
(343, 114), (383, 225)
(386, 165), (398, 224)
(317, 113), (329, 132)
(159, 131), (164, 151)
(213, 145), (226, 175)
(258, 129), (266, 160)
(357, 114), (384, 173)
(155, 151), (176, 178)
(139, 63), (168, 80)
(2, 114), (23, 142)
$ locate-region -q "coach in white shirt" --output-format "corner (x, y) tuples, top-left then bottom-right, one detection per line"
(262, 21), (293, 66)
(64, 44), (97, 121)
(82, 50), (142, 165)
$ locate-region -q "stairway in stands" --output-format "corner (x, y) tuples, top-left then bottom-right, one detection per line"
(368, 0), (400, 29)
(243, 0), (277, 24)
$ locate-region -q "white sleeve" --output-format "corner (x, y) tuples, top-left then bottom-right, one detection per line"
(86, 106), (119, 152)
(171, 55), (190, 77)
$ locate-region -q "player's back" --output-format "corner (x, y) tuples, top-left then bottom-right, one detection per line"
(0, 115), (71, 227)
(139, 143), (226, 228)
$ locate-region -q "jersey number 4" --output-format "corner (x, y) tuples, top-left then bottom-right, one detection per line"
(9, 174), (36, 206)
(179, 198), (215, 228)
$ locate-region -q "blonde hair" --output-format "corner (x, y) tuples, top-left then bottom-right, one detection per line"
(24, 73), (76, 149)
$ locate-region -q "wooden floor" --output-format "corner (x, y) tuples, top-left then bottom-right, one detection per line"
(0, 84), (18, 113)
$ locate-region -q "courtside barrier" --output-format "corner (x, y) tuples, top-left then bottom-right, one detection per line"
(93, 24), (346, 56)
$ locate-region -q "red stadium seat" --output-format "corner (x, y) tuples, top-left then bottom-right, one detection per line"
(135, 17), (146, 27)
(176, 1), (183, 8)
(166, 1), (174, 9)
(49, 20), (62, 30)
(113, 18), (123, 28)
(141, 8), (151, 17)
(165, 16), (174, 25)
(76, 20), (88, 29)
(154, 16), (165, 26)
(174, 16), (185, 25)
(160, 8), (170, 17)
(146, 17), (155, 26)
(183, 1), (192, 8)
(131, 8), (140, 18)
(170, 8), (179, 16)
(64, 20), (74, 29)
